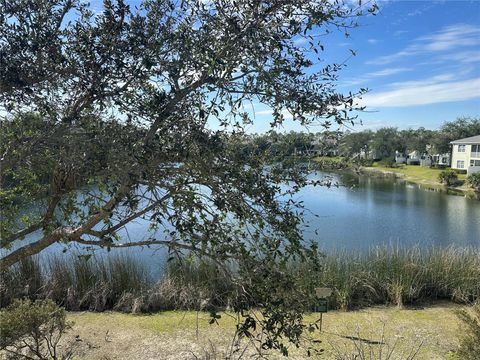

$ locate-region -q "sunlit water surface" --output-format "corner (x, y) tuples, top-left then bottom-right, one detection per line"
(20, 172), (480, 275)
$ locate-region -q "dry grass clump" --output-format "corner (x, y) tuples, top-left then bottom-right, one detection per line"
(1, 246), (478, 313)
(316, 246), (480, 310)
(0, 254), (237, 313)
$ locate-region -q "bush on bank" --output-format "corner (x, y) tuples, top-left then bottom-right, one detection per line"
(0, 298), (75, 360)
(438, 170), (458, 186)
(466, 173), (480, 192)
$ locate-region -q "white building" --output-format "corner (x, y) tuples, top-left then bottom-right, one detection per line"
(406, 150), (421, 165)
(395, 151), (407, 164)
(431, 153), (451, 167)
(450, 135), (480, 174)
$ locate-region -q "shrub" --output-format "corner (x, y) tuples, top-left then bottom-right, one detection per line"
(0, 298), (76, 360)
(438, 170), (458, 186)
(314, 157), (351, 171)
(466, 173), (480, 192)
(378, 157), (398, 168)
(455, 304), (480, 360)
(353, 158), (374, 167)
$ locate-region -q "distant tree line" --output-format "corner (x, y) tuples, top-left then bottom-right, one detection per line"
(235, 130), (341, 158)
(339, 117), (480, 159)
(239, 117), (480, 160)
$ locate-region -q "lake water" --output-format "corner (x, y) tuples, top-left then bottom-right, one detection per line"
(18, 171), (480, 273)
(300, 172), (479, 250)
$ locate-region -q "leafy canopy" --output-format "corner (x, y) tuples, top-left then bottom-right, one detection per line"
(0, 0), (374, 268)
(1, 0), (376, 352)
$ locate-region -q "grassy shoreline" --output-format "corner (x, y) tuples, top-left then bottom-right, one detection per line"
(2, 246), (478, 359)
(362, 166), (480, 200)
(361, 164), (476, 194)
(2, 247), (479, 312)
(313, 156), (479, 198)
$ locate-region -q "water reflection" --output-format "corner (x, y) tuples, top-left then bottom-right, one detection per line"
(15, 171), (480, 275)
(301, 172), (480, 250)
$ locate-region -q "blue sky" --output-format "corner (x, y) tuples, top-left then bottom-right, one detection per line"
(248, 0), (480, 133)
(86, 0), (479, 133)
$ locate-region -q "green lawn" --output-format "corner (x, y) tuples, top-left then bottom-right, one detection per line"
(65, 304), (465, 359)
(313, 157), (467, 185)
(313, 156), (347, 163)
(369, 163), (467, 184)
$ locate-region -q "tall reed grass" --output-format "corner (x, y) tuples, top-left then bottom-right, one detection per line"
(1, 246), (478, 312)
(315, 246), (480, 310)
(0, 254), (150, 311)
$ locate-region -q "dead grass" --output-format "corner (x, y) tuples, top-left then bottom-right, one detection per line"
(65, 303), (464, 359)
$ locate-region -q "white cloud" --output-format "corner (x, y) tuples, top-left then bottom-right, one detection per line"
(255, 109), (273, 116)
(255, 109), (293, 120)
(387, 73), (456, 88)
(340, 67), (412, 87)
(367, 39), (379, 44)
(360, 77), (480, 107)
(367, 49), (416, 65)
(440, 51), (480, 64)
(340, 78), (368, 87)
(360, 120), (392, 130)
(293, 37), (309, 46)
(367, 23), (480, 65)
(420, 24), (480, 51)
(368, 67), (412, 77)
(406, 2), (437, 18)
(407, 9), (423, 17)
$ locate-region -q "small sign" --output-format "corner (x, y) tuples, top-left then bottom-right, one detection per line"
(317, 299), (328, 313)
(315, 287), (332, 298)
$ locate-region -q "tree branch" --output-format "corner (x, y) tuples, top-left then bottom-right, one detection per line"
(0, 184), (130, 268)
(0, 194), (61, 248)
(84, 192), (172, 238)
(0, 228), (71, 270)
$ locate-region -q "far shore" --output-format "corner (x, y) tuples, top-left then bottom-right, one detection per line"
(360, 165), (479, 199)
(311, 156), (478, 199)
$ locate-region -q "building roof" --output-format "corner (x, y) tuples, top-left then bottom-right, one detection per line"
(450, 135), (480, 144)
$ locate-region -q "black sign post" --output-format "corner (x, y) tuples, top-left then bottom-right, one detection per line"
(315, 288), (332, 332)
(317, 299), (328, 313)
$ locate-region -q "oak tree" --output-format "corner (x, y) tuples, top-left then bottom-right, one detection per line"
(1, 0), (375, 352)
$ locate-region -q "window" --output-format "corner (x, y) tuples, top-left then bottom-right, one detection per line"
(471, 144), (480, 154)
(458, 145), (466, 152)
(470, 160), (480, 166)
(457, 160), (465, 168)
